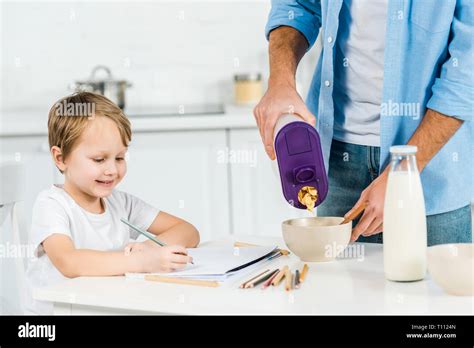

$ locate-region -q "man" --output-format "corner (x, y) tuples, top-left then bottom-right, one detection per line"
(254, 0), (472, 245)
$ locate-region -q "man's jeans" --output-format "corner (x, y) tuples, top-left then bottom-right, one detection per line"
(317, 139), (472, 246)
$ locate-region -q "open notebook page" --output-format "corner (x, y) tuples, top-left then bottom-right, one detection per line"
(126, 245), (277, 279)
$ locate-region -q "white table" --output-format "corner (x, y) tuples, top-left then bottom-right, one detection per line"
(33, 236), (474, 315)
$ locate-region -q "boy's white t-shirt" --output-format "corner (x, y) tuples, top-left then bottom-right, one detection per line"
(24, 184), (159, 314)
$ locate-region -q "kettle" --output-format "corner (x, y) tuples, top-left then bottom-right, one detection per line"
(273, 114), (328, 210)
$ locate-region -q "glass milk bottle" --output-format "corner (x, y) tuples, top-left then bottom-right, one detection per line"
(383, 145), (427, 281)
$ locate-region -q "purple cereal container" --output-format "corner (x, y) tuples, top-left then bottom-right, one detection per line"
(273, 114), (328, 209)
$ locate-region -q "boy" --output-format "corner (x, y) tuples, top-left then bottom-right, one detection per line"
(25, 92), (200, 314)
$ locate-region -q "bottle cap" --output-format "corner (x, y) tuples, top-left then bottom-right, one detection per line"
(389, 145), (417, 154)
(234, 73), (262, 82)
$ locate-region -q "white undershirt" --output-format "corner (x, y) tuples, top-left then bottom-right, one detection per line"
(333, 0), (388, 146)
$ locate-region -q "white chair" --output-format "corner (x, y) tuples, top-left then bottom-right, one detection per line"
(0, 161), (26, 314)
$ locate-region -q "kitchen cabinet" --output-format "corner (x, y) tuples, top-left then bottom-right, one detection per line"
(228, 128), (309, 237)
(117, 130), (230, 242)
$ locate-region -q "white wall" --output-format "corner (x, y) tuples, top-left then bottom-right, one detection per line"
(1, 0), (321, 114)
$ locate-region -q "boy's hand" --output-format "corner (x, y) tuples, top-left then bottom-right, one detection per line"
(125, 242), (193, 273)
(124, 240), (155, 254)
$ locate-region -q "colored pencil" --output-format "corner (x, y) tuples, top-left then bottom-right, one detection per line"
(244, 269), (275, 288)
(121, 218), (166, 246)
(261, 269), (281, 289)
(272, 265), (288, 286)
(248, 269), (279, 288)
(267, 251), (283, 261)
(145, 275), (218, 287)
(300, 264), (309, 282)
(233, 241), (290, 256)
(120, 218), (193, 264)
(295, 270), (301, 289)
(239, 269), (270, 288)
(285, 269), (292, 291)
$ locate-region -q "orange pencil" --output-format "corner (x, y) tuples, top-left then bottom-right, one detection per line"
(145, 275), (218, 287)
(300, 264), (309, 282)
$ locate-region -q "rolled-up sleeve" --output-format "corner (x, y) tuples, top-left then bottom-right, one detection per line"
(265, 0), (322, 50)
(426, 0), (473, 121)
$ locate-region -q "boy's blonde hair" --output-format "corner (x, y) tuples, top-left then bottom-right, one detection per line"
(48, 92), (131, 168)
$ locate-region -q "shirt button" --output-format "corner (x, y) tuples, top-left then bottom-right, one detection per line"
(324, 80), (331, 87)
(327, 36), (333, 43)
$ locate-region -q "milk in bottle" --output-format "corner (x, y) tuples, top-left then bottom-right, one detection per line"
(383, 145), (427, 281)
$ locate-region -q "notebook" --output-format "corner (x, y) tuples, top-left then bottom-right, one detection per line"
(126, 244), (278, 281)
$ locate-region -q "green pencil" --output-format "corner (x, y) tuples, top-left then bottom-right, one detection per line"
(120, 218), (166, 246)
(120, 218), (193, 264)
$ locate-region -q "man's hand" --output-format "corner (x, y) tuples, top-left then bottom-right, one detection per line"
(254, 26), (315, 160)
(254, 84), (315, 160)
(346, 170), (389, 242)
(346, 108), (463, 242)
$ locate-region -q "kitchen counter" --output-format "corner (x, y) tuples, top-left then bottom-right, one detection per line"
(0, 105), (257, 137)
(33, 236), (474, 315)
